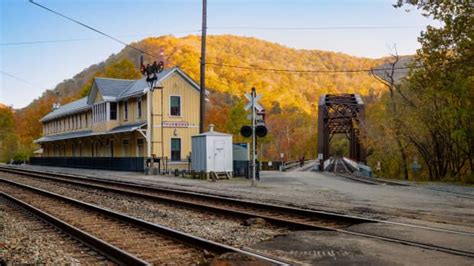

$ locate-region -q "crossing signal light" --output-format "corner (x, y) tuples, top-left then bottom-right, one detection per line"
(240, 125), (252, 138)
(240, 125), (268, 138)
(256, 125), (267, 137)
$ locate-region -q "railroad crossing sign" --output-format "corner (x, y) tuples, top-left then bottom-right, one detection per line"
(241, 87), (268, 187)
(244, 92), (264, 112)
(247, 110), (265, 122)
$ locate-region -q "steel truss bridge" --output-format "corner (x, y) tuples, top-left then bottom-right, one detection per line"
(318, 94), (366, 164)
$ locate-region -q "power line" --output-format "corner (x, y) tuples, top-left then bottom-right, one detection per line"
(205, 62), (412, 74)
(0, 70), (42, 87)
(28, 0), (159, 59)
(208, 26), (423, 31)
(27, 1), (415, 76)
(0, 30), (201, 46)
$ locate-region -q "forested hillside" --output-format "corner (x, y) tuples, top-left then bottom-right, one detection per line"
(9, 35), (385, 163)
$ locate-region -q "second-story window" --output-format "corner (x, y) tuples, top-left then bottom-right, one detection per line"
(124, 101), (128, 121)
(170, 96), (181, 116)
(137, 97), (142, 118)
(110, 102), (117, 120)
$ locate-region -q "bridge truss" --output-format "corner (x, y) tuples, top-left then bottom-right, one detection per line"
(317, 94), (366, 164)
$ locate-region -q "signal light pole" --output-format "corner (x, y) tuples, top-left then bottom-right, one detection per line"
(242, 87), (266, 186)
(250, 88), (256, 186)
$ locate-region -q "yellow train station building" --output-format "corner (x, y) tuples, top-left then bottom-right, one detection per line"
(33, 67), (201, 171)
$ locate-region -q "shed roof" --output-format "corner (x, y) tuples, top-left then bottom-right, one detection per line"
(34, 122), (146, 143)
(40, 97), (89, 122)
(193, 130), (232, 137)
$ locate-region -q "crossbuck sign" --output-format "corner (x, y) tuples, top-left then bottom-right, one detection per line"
(244, 92), (264, 112)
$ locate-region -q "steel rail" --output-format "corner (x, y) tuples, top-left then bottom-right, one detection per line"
(0, 178), (289, 265)
(333, 159), (406, 186)
(0, 166), (370, 226)
(0, 191), (149, 266)
(1, 166), (472, 236)
(1, 166), (474, 257)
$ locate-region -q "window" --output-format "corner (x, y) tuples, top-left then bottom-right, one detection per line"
(171, 138), (181, 161)
(137, 139), (144, 157)
(85, 113), (88, 127)
(122, 139), (129, 156)
(110, 102), (117, 120)
(109, 140), (114, 157)
(124, 101), (128, 121)
(170, 96), (181, 116)
(137, 97), (142, 118)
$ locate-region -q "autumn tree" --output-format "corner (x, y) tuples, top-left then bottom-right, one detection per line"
(0, 105), (19, 162)
(392, 0), (473, 181)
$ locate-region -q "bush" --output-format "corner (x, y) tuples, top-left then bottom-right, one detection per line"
(11, 152), (29, 165)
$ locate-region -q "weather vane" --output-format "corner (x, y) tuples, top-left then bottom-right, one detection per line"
(140, 54), (164, 89)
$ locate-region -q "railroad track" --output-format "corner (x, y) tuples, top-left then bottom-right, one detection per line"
(0, 197), (111, 264)
(0, 178), (288, 265)
(333, 158), (405, 186)
(1, 166), (474, 259)
(333, 158), (474, 200)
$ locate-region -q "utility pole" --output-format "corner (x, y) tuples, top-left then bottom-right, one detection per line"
(199, 0), (207, 133)
(251, 87), (257, 186)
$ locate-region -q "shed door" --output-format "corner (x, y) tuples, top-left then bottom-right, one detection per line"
(214, 140), (225, 172)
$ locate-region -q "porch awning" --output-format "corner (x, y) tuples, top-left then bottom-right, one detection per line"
(34, 122), (146, 143)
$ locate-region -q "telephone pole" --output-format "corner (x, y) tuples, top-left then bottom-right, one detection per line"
(199, 0), (207, 133)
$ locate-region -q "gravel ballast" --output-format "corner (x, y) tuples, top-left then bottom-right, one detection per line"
(1, 174), (289, 248)
(0, 198), (107, 265)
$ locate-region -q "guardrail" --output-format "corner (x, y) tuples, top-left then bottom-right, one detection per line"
(280, 160), (313, 171)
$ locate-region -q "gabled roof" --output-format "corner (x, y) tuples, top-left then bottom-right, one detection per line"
(117, 67), (200, 99)
(95, 77), (135, 98)
(40, 66), (200, 122)
(40, 97), (89, 122)
(118, 68), (173, 98)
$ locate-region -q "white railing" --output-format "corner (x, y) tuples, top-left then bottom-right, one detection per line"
(342, 157), (359, 171)
(323, 158), (334, 171)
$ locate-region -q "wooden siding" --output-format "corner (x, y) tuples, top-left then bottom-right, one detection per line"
(151, 72), (200, 160)
(39, 70), (200, 168)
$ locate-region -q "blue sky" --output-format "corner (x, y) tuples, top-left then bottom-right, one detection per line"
(1, 0), (437, 108)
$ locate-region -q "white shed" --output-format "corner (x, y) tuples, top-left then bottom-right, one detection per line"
(191, 125), (233, 173)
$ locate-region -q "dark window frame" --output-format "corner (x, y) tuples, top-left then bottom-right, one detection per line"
(124, 100), (128, 121)
(171, 138), (181, 161)
(110, 102), (117, 120)
(137, 97), (142, 118)
(170, 96), (181, 116)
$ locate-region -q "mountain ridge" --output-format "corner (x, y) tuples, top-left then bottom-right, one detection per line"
(13, 34), (388, 155)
